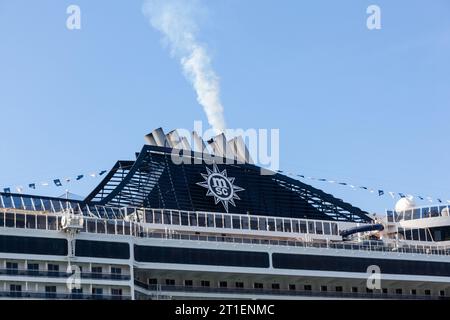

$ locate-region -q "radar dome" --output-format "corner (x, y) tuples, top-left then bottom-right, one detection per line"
(395, 197), (416, 212)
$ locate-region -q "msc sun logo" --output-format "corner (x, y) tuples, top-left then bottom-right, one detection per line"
(197, 163), (244, 212)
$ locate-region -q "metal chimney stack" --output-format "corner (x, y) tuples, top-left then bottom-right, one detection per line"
(145, 127), (169, 147)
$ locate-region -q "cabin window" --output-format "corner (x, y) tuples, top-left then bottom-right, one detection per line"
(412, 229), (419, 241)
(315, 222), (323, 235)
(197, 213), (206, 227)
(214, 214), (223, 228)
(180, 212), (189, 226)
(283, 219), (291, 232)
(224, 215), (232, 228)
(258, 218), (267, 231)
(254, 283), (263, 289)
(5, 213), (15, 228)
(267, 219), (275, 231)
(116, 221), (124, 235)
(15, 214), (25, 228)
(300, 220), (307, 233)
(323, 222), (331, 235)
(87, 220), (96, 233)
(418, 229), (426, 241)
(275, 219), (283, 232)
(188, 212), (197, 226)
(249, 217), (258, 230)
(232, 216), (241, 229)
(163, 210), (171, 225)
(106, 221), (116, 234)
(97, 220), (106, 234)
(241, 216), (249, 229)
(331, 223), (338, 235)
(154, 210), (162, 224)
(292, 220), (300, 233)
(145, 210), (153, 224)
(207, 214), (215, 227)
(201, 280), (210, 287)
(165, 279), (175, 286)
(308, 221), (315, 234)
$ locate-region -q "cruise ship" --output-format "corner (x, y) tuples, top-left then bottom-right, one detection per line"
(0, 127), (449, 300)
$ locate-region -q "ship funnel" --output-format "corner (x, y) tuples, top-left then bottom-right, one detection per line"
(192, 131), (208, 154)
(145, 127), (169, 147)
(208, 133), (229, 158)
(227, 136), (253, 164)
(166, 130), (181, 148)
(179, 136), (191, 151)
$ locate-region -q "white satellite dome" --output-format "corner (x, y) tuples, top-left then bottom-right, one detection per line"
(441, 207), (450, 217)
(395, 197), (416, 212)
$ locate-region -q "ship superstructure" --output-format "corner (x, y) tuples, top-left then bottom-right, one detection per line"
(0, 128), (449, 300)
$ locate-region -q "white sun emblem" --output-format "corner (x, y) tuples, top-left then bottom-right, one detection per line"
(196, 163), (245, 212)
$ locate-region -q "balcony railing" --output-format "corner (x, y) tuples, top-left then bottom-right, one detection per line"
(134, 281), (446, 300)
(0, 291), (131, 300)
(136, 231), (450, 256)
(1, 207), (450, 257)
(0, 269), (130, 281)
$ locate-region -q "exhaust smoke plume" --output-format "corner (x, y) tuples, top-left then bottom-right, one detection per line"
(143, 0), (227, 134)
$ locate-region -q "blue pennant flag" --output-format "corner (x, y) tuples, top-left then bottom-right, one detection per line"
(3, 188), (11, 194)
(339, 182), (347, 186)
(99, 170), (107, 176)
(438, 199), (442, 203)
(418, 196), (424, 200)
(53, 179), (62, 187)
(399, 193), (406, 198)
(378, 190), (384, 196)
(76, 175), (84, 181)
(360, 186), (368, 190)
(29, 183), (36, 189)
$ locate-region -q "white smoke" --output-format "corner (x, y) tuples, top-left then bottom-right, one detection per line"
(143, 0), (227, 134)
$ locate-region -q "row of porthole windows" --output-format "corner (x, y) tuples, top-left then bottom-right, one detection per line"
(143, 209), (339, 236)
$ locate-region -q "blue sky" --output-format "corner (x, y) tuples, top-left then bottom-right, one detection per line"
(0, 0), (449, 213)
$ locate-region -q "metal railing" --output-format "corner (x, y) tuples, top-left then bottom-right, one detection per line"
(0, 268), (130, 281)
(134, 281), (445, 300)
(1, 208), (449, 257)
(136, 231), (450, 257)
(0, 291), (131, 300)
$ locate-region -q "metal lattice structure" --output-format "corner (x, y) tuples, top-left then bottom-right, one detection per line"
(84, 145), (371, 223)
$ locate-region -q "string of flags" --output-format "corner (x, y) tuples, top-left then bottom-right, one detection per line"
(1, 166), (448, 205)
(277, 170), (450, 205)
(2, 170), (108, 194)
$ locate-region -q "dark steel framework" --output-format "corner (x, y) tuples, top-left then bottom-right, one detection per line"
(0, 145), (371, 222)
(83, 145), (371, 223)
